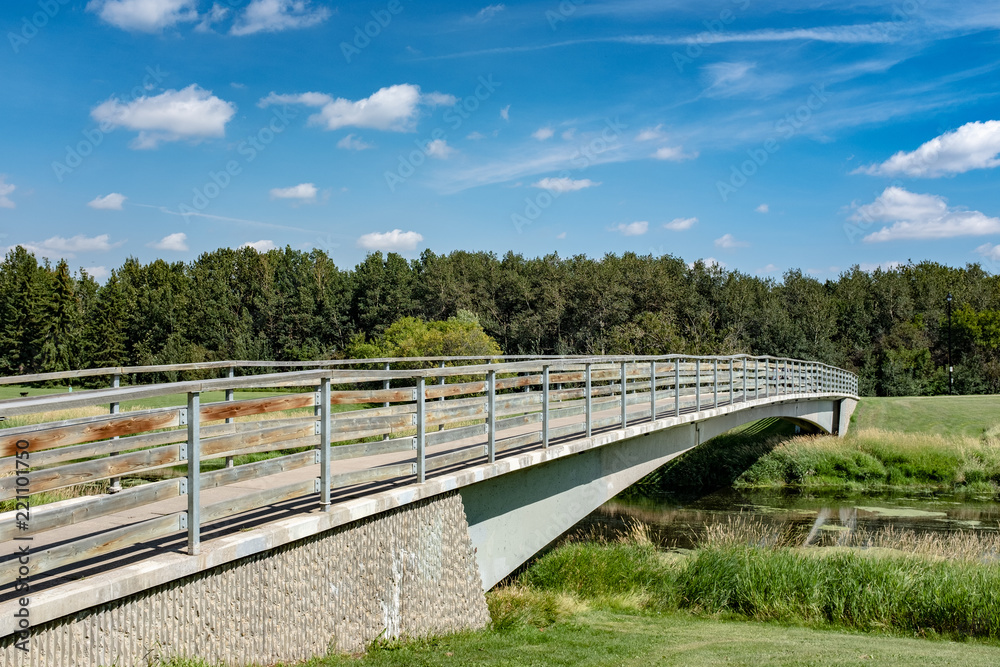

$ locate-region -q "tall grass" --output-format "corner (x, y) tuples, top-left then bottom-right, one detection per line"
(736, 428), (1000, 491)
(514, 522), (1000, 641)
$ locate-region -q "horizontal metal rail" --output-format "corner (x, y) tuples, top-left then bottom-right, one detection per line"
(0, 354), (857, 589)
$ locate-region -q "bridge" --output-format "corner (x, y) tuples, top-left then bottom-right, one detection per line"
(0, 354), (857, 666)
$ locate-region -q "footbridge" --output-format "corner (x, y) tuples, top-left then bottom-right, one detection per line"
(0, 354), (857, 665)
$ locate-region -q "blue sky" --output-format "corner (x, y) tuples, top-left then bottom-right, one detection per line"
(3, 0), (1000, 281)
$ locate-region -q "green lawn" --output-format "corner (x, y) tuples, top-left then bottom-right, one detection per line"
(852, 395), (1000, 438)
(290, 610), (1000, 667)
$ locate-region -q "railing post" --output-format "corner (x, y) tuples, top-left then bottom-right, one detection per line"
(487, 369), (496, 462)
(754, 358), (759, 398)
(713, 359), (719, 408)
(650, 360), (657, 422)
(109, 373), (121, 493)
(186, 391), (201, 556)
(225, 367), (235, 468)
(728, 359), (734, 405)
(585, 362), (593, 438)
(741, 358), (746, 402)
(620, 361), (628, 429)
(695, 359), (701, 412)
(319, 377), (331, 511)
(416, 376), (426, 483)
(383, 362), (391, 440)
(542, 365), (550, 448)
(674, 361), (681, 417)
(438, 360), (446, 431)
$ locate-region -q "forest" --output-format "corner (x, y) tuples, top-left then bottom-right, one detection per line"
(1, 244), (998, 397)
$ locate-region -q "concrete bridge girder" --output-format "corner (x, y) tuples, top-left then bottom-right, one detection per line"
(461, 396), (856, 590)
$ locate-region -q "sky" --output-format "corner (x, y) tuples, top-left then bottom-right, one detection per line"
(2, 0), (1000, 282)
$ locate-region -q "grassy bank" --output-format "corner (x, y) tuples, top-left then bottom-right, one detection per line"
(629, 395), (1000, 494)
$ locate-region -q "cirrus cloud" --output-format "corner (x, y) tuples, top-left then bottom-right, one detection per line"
(91, 85), (236, 149)
(652, 145), (698, 161)
(357, 229), (424, 252)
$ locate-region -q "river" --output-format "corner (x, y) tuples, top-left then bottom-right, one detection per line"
(577, 488), (1000, 550)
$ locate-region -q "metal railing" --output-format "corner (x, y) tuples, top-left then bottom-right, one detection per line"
(0, 355), (857, 588)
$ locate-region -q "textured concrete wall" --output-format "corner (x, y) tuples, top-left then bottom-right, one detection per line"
(1, 492), (489, 667)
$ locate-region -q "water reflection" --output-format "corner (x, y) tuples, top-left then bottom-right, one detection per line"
(575, 488), (1000, 551)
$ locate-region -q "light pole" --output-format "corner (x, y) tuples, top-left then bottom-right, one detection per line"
(947, 292), (953, 394)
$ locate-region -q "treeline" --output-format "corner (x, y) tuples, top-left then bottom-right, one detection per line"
(1, 244), (998, 396)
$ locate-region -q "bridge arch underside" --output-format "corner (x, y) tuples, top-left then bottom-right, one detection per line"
(461, 398), (854, 590)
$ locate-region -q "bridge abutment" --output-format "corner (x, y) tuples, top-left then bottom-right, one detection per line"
(2, 492), (488, 667)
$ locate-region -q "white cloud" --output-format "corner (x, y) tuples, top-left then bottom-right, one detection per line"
(715, 233), (750, 249)
(689, 257), (726, 269)
(636, 124), (665, 141)
(532, 177), (600, 193)
(84, 266), (110, 282)
(259, 84), (452, 132)
(858, 261), (903, 272)
(19, 234), (125, 259)
(610, 221), (648, 236)
(758, 263), (778, 273)
(561, 129), (576, 141)
(855, 120), (1000, 177)
(664, 216), (697, 231)
(556, 232), (567, 239)
(532, 127), (554, 141)
(357, 229), (424, 252)
(853, 187), (1000, 242)
(241, 239), (277, 252)
(87, 193), (126, 210)
(0, 176), (15, 209)
(149, 232), (189, 251)
(337, 134), (374, 151)
(755, 203), (769, 213)
(426, 139), (455, 159)
(270, 183), (317, 201)
(86, 0), (198, 32)
(230, 0), (330, 36)
(91, 85), (236, 149)
(472, 4), (505, 22)
(975, 243), (1000, 262)
(652, 145), (698, 161)
(702, 61), (756, 96)
(500, 105), (510, 121)
(466, 131), (486, 140)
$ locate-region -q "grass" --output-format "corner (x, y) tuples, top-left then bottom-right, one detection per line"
(852, 395), (1000, 438)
